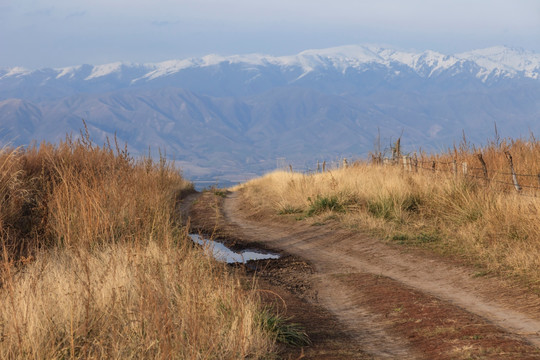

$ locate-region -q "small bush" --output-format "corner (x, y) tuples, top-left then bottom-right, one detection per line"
(278, 205), (304, 215)
(416, 232), (441, 243)
(307, 195), (345, 216)
(367, 196), (395, 220)
(391, 233), (410, 243)
(257, 309), (311, 346)
(402, 194), (422, 213)
(367, 193), (422, 222)
(439, 180), (483, 224)
(213, 189), (228, 198)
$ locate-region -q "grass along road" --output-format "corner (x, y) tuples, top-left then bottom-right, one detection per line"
(212, 189), (540, 358)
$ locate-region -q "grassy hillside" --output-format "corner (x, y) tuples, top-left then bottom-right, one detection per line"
(0, 134), (275, 359)
(236, 137), (540, 289)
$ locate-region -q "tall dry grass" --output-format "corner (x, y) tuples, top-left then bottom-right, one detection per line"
(418, 136), (540, 192)
(0, 240), (271, 359)
(0, 135), (275, 359)
(0, 135), (193, 253)
(237, 137), (540, 287)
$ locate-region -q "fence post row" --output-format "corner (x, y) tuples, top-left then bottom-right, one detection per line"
(281, 154), (534, 194)
(373, 151), (534, 193)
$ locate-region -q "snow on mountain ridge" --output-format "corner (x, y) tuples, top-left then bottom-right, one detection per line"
(55, 65), (83, 79)
(135, 53), (278, 82)
(372, 47), (461, 76)
(457, 46), (540, 80)
(0, 67), (32, 79)
(2, 45), (539, 83)
(85, 62), (126, 80)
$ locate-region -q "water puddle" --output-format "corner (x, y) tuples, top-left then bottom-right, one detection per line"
(190, 234), (280, 264)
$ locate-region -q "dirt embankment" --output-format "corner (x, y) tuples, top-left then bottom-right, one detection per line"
(184, 191), (540, 359)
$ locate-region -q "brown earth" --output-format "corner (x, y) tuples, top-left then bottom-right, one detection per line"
(182, 190), (540, 359)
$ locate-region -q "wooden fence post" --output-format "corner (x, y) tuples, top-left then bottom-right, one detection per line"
(402, 155), (407, 171)
(322, 161), (326, 172)
(289, 164), (293, 173)
(476, 153), (489, 185)
(393, 138), (401, 164)
(504, 151), (521, 192)
(413, 153), (418, 173)
(452, 159), (458, 178)
(342, 158), (348, 168)
(462, 162), (468, 177)
(431, 160), (436, 173)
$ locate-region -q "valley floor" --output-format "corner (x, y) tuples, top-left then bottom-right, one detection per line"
(185, 190), (540, 359)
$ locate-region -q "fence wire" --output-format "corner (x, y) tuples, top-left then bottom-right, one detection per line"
(401, 155), (540, 198)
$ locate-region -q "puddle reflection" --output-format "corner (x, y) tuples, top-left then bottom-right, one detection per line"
(190, 234), (280, 263)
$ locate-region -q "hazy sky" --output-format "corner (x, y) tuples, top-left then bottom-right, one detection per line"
(1, 0), (539, 68)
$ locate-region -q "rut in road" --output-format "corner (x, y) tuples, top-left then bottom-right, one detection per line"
(223, 191), (540, 352)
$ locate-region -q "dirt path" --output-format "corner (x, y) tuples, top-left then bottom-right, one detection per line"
(219, 191), (540, 359)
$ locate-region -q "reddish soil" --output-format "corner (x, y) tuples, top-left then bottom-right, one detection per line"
(183, 191), (540, 359)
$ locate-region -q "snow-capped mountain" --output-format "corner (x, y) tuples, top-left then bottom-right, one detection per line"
(2, 45), (538, 85)
(0, 45), (539, 182)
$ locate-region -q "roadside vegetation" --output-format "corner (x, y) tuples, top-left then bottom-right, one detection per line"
(236, 136), (540, 289)
(0, 133), (278, 359)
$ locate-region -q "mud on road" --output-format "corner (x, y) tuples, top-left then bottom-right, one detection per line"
(183, 190), (540, 359)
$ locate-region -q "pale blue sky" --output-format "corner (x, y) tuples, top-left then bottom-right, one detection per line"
(1, 0), (539, 68)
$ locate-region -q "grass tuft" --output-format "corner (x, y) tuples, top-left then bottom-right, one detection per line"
(307, 195), (345, 216)
(278, 205), (304, 215)
(257, 309), (311, 347)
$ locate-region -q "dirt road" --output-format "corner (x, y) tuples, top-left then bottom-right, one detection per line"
(187, 191), (540, 359)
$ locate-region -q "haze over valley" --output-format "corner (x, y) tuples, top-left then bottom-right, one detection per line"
(1, 44), (539, 184)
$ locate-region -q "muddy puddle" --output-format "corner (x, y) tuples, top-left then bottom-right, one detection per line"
(190, 234), (280, 263)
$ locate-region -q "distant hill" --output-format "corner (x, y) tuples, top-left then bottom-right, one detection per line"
(1, 45), (539, 182)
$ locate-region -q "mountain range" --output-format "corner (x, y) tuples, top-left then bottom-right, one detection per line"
(1, 45), (539, 184)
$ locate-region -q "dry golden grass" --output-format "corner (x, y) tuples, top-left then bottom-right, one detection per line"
(236, 138), (540, 288)
(418, 137), (540, 192)
(0, 241), (272, 359)
(0, 135), (275, 359)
